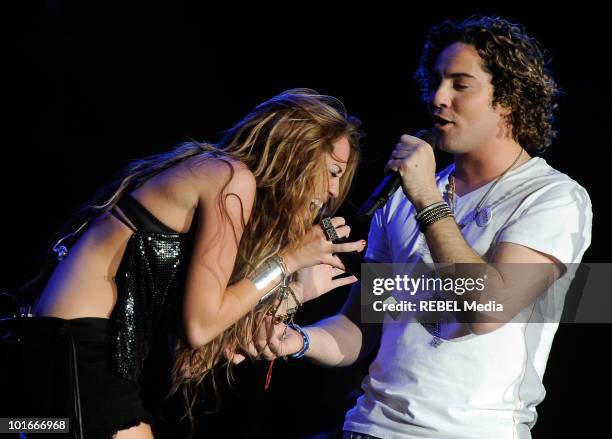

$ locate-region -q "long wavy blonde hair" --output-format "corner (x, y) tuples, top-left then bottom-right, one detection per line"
(170, 89), (362, 428)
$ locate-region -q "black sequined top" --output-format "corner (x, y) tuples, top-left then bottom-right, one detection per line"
(109, 195), (196, 382)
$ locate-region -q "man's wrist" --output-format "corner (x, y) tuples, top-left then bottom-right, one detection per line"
(412, 191), (444, 211)
(288, 323), (310, 358)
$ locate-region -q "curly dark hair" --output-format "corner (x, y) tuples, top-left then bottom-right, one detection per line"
(415, 15), (560, 153)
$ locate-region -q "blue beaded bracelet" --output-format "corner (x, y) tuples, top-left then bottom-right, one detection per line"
(288, 322), (310, 359)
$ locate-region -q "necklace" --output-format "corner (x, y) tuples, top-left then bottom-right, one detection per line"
(425, 147), (524, 348)
(446, 148), (524, 229)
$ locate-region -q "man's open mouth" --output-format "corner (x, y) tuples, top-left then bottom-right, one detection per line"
(433, 115), (453, 126)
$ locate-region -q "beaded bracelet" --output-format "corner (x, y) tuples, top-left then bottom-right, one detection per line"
(419, 207), (452, 224)
(416, 202), (454, 232)
(415, 201), (447, 222)
(288, 322), (310, 358)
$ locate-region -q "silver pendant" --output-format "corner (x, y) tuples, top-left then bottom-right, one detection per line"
(461, 210), (476, 226)
(430, 336), (443, 348)
(428, 321), (443, 347)
(476, 207), (493, 227)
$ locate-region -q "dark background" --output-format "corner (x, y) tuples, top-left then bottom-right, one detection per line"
(3, 1), (609, 438)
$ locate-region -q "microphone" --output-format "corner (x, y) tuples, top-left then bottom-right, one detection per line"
(356, 129), (436, 221)
(317, 130), (435, 280)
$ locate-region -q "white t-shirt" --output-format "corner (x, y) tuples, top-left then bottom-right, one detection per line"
(343, 157), (592, 439)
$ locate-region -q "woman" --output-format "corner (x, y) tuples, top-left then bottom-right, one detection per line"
(2, 88), (365, 438)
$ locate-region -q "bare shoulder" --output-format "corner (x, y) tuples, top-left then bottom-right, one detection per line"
(184, 154), (256, 208)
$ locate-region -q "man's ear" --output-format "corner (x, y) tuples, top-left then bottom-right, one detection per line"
(500, 106), (513, 131)
(494, 101), (513, 118)
(499, 106), (513, 118)
(494, 102), (514, 138)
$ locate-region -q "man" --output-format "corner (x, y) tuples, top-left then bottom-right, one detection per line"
(258, 16), (592, 438)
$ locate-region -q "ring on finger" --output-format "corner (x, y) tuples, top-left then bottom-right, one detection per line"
(323, 226), (340, 241)
(320, 217), (340, 241)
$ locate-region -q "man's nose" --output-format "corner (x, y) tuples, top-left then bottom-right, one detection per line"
(430, 83), (450, 110)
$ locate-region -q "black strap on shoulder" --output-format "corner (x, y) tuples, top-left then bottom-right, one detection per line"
(110, 206), (138, 232)
(113, 195), (177, 234)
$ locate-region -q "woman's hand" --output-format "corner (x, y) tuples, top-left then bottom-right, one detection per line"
(280, 217), (366, 273)
(294, 265), (358, 303)
(223, 315), (304, 363)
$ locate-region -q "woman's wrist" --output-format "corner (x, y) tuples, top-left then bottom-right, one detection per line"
(279, 250), (300, 274)
(287, 281), (304, 306)
(269, 284), (302, 318)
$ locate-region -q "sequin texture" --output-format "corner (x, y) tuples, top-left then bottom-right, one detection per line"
(110, 230), (192, 382)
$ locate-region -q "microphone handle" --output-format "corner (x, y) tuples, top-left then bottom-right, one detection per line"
(356, 129), (435, 221)
(356, 173), (402, 220)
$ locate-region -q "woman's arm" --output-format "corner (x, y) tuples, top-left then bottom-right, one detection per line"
(181, 158), (365, 349)
(182, 158), (260, 349)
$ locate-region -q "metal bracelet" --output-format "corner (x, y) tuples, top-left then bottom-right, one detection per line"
(248, 257), (284, 293)
(415, 201), (448, 221)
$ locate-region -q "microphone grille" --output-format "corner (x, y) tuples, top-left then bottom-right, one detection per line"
(415, 129), (436, 149)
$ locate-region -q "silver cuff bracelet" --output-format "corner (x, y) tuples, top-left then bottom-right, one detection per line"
(248, 254), (292, 305)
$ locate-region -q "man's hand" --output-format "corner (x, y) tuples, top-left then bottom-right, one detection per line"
(223, 315), (305, 364)
(385, 134), (441, 210)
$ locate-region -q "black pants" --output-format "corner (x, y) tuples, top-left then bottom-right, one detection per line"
(1, 316), (153, 438)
